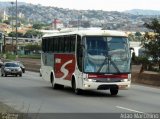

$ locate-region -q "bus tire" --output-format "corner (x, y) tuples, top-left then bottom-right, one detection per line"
(51, 73), (57, 89)
(39, 73), (42, 77)
(110, 88), (118, 96)
(72, 78), (82, 95)
(51, 73), (64, 89)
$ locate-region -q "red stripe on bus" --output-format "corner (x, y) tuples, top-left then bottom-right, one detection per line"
(88, 74), (128, 79)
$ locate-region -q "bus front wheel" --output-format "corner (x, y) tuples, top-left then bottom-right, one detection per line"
(72, 79), (82, 95)
(110, 88), (118, 96)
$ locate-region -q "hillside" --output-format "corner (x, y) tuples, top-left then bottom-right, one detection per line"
(4, 3), (133, 23)
(125, 9), (160, 16)
(0, 2), (28, 8)
(0, 2), (160, 31)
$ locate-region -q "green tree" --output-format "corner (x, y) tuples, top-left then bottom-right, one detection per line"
(24, 30), (43, 38)
(24, 44), (41, 53)
(3, 20), (10, 25)
(143, 18), (160, 70)
(135, 32), (144, 42)
(135, 32), (142, 37)
(8, 31), (23, 37)
(32, 23), (43, 29)
(128, 33), (135, 41)
(144, 18), (160, 34)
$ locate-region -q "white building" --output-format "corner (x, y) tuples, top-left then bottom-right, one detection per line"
(130, 41), (142, 56)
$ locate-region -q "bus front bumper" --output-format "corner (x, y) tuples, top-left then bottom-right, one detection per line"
(82, 81), (131, 90)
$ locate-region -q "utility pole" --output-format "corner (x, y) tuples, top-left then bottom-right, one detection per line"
(15, 0), (18, 55)
(2, 33), (6, 54)
(11, 2), (14, 53)
(0, 32), (3, 53)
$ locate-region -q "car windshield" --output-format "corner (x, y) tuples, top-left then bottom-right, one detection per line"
(83, 36), (131, 74)
(5, 63), (19, 67)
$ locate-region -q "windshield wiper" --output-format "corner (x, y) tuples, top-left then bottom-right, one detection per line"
(97, 55), (120, 73)
(97, 55), (109, 73)
(110, 59), (120, 73)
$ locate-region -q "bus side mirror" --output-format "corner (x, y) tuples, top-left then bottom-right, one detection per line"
(130, 47), (134, 51)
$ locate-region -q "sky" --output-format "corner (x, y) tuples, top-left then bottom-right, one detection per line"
(1, 0), (160, 11)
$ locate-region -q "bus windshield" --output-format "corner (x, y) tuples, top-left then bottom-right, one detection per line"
(83, 36), (131, 74)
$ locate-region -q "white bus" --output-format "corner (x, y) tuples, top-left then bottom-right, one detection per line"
(41, 29), (131, 95)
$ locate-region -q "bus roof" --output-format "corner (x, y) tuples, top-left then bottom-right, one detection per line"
(42, 29), (127, 38)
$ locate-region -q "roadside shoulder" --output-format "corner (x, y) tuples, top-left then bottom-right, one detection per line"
(0, 102), (18, 113)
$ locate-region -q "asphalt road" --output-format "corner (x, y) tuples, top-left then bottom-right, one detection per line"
(0, 71), (160, 117)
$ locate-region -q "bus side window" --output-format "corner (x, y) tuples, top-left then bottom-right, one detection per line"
(42, 38), (45, 52)
(59, 36), (64, 53)
(76, 35), (82, 71)
(51, 37), (54, 52)
(70, 35), (76, 53)
(46, 38), (49, 52)
(64, 37), (68, 52)
(54, 37), (59, 52)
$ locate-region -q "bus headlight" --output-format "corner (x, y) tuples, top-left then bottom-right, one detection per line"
(121, 79), (128, 82)
(84, 78), (96, 82)
(84, 84), (91, 87)
(87, 79), (97, 82)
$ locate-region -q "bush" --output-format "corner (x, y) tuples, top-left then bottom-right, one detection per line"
(0, 53), (41, 60)
(6, 53), (16, 60)
(19, 54), (41, 59)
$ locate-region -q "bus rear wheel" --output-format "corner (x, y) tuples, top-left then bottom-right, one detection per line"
(110, 88), (118, 96)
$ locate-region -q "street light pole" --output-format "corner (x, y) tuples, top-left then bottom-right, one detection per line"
(15, 0), (18, 55)
(11, 2), (14, 52)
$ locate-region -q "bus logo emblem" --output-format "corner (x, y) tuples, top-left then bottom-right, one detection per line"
(54, 54), (75, 80)
(55, 58), (61, 63)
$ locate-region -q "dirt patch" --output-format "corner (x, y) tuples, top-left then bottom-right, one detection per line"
(18, 58), (41, 72)
(0, 102), (18, 113)
(132, 72), (160, 86)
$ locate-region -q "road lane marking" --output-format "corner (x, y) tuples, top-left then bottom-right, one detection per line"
(116, 106), (144, 113)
